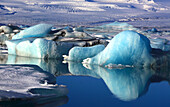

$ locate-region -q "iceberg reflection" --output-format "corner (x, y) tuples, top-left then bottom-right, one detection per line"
(1, 54), (169, 101)
(68, 62), (164, 101)
(5, 55), (70, 76)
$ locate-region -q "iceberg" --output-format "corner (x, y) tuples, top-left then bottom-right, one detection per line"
(63, 26), (92, 39)
(0, 25), (13, 34)
(150, 38), (170, 51)
(6, 38), (73, 59)
(12, 24), (53, 40)
(64, 44), (105, 62)
(83, 30), (153, 67)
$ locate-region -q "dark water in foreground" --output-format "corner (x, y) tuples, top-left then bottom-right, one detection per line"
(57, 76), (170, 107)
(0, 54), (169, 107)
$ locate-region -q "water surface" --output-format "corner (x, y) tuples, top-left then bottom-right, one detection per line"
(0, 54), (169, 107)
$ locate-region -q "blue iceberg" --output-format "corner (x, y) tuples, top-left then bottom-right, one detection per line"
(12, 24), (53, 40)
(6, 38), (73, 59)
(64, 45), (105, 62)
(83, 30), (153, 67)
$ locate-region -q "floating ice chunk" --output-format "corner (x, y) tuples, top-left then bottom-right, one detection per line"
(151, 28), (158, 32)
(6, 38), (73, 59)
(83, 30), (153, 67)
(105, 63), (133, 69)
(64, 30), (92, 39)
(61, 26), (93, 39)
(99, 21), (135, 30)
(0, 26), (13, 33)
(150, 38), (170, 51)
(12, 24), (53, 40)
(0, 64), (68, 100)
(19, 25), (30, 29)
(64, 26), (74, 32)
(73, 26), (84, 32)
(64, 44), (105, 62)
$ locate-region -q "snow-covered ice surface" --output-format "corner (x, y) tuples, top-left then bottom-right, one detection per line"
(0, 0), (170, 28)
(0, 64), (68, 102)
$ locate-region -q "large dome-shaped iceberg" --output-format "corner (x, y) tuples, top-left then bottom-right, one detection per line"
(83, 30), (153, 67)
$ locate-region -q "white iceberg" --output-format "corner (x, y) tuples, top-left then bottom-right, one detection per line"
(83, 30), (153, 67)
(6, 38), (73, 59)
(12, 24), (53, 40)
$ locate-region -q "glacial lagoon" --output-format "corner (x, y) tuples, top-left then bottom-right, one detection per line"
(0, 54), (169, 107)
(0, 22), (169, 107)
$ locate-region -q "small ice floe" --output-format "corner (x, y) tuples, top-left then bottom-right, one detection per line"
(63, 55), (69, 61)
(61, 26), (93, 39)
(40, 80), (58, 87)
(0, 25), (13, 34)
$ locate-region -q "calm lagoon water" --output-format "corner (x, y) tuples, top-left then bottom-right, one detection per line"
(57, 76), (170, 107)
(0, 54), (169, 107)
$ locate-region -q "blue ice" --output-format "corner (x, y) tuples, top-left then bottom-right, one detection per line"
(150, 38), (170, 51)
(83, 30), (153, 67)
(12, 24), (53, 40)
(6, 38), (73, 59)
(65, 45), (105, 62)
